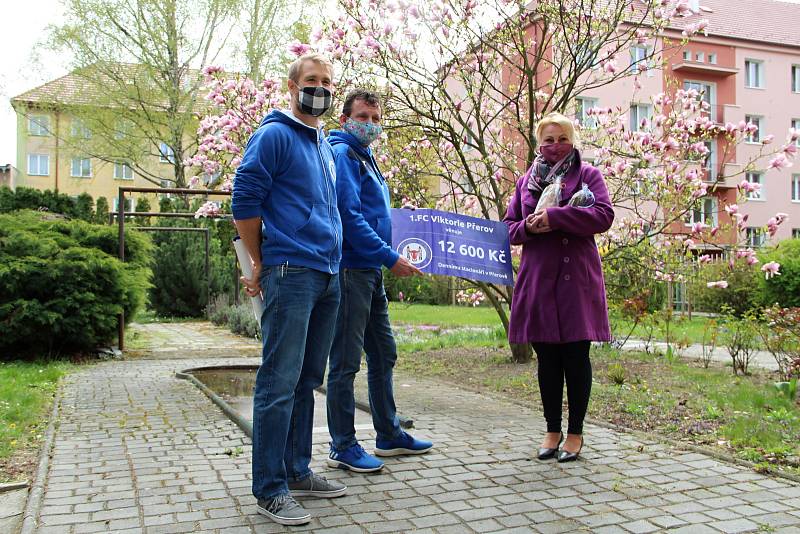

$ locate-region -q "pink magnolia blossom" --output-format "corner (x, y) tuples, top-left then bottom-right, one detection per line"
(761, 262), (781, 280)
(194, 201), (222, 219)
(288, 41), (313, 57)
(775, 212), (789, 225)
(768, 154), (792, 170)
(706, 281), (729, 289)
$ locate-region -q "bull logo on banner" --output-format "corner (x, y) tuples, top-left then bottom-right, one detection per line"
(397, 238), (433, 269)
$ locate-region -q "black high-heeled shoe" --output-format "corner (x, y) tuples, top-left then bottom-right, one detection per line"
(537, 432), (563, 460)
(557, 435), (583, 463)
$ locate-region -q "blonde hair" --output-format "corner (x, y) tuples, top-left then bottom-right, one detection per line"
(535, 112), (578, 145)
(288, 53), (334, 82)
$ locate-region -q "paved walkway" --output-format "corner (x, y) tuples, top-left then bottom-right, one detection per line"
(621, 339), (779, 372)
(26, 323), (800, 533)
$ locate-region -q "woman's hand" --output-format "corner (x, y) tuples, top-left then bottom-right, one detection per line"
(526, 211), (551, 234)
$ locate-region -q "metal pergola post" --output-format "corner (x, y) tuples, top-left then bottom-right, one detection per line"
(115, 186), (232, 351)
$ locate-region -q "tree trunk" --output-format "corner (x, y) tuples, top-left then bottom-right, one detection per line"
(511, 343), (532, 364)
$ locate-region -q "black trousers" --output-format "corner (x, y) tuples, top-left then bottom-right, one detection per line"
(532, 340), (592, 435)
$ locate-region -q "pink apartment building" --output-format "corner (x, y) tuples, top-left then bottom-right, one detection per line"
(581, 0), (800, 246)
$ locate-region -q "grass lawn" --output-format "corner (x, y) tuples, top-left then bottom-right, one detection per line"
(388, 302), (505, 327)
(0, 361), (72, 483)
(395, 344), (800, 476)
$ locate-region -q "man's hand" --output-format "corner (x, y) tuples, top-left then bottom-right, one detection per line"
(526, 211), (551, 234)
(241, 261), (262, 297)
(390, 256), (423, 277)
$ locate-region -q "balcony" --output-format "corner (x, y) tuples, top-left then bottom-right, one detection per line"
(700, 161), (741, 189)
(672, 61), (739, 77)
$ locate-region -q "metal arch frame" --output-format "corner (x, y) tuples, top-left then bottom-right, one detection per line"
(115, 186), (232, 350)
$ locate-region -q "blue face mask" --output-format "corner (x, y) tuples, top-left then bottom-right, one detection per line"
(343, 117), (383, 146)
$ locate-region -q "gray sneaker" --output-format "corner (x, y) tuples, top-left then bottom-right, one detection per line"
(257, 494), (311, 525)
(288, 473), (347, 498)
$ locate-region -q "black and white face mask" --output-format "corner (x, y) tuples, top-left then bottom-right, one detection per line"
(297, 85), (332, 117)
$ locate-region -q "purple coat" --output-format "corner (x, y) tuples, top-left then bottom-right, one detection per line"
(503, 154), (614, 344)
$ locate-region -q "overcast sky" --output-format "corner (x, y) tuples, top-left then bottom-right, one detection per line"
(4, 0), (800, 168)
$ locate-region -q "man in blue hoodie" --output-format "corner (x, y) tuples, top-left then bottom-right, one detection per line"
(326, 90), (434, 474)
(231, 53), (346, 526)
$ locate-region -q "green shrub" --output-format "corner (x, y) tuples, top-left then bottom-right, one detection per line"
(0, 186), (96, 222)
(758, 238), (800, 308)
(383, 272), (452, 304)
(603, 242), (666, 312)
(147, 214), (237, 317)
(690, 259), (761, 316)
(227, 304), (260, 338)
(0, 211), (152, 356)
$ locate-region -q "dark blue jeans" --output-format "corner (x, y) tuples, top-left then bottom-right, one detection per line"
(326, 268), (402, 451)
(252, 265), (340, 500)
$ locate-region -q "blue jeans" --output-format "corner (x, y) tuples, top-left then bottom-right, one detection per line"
(252, 265), (340, 499)
(326, 268), (401, 451)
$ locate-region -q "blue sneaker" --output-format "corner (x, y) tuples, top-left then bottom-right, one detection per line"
(326, 443), (384, 473)
(375, 431), (433, 457)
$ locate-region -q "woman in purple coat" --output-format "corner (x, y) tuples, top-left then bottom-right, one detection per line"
(503, 112), (614, 463)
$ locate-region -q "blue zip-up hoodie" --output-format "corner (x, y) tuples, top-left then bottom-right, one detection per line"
(232, 110), (342, 274)
(328, 130), (400, 270)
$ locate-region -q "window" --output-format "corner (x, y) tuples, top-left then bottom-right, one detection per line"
(576, 97), (598, 128)
(746, 227), (766, 248)
(159, 142), (175, 163)
(685, 197), (718, 227)
(792, 175), (800, 202)
(28, 115), (50, 136)
(745, 59), (764, 88)
(708, 53), (717, 64)
(27, 154), (49, 176)
(695, 52), (704, 62)
(746, 172), (764, 200)
(793, 119), (800, 146)
(70, 157), (92, 178)
(70, 119), (91, 139)
(112, 197), (135, 213)
(793, 228), (800, 239)
(115, 119), (133, 140)
(114, 163), (134, 180)
(703, 140), (717, 175)
(630, 45), (648, 73)
(745, 115), (762, 143)
(683, 50), (691, 61)
(629, 103), (652, 132)
(684, 80), (714, 107)
(792, 65), (800, 93)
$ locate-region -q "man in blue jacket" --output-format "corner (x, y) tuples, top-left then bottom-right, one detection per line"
(232, 53), (346, 526)
(326, 90), (433, 474)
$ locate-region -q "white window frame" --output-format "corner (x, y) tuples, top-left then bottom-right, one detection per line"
(685, 197), (718, 228)
(746, 227), (766, 248)
(630, 45), (648, 73)
(703, 140), (717, 176)
(745, 115), (762, 143)
(629, 103), (652, 132)
(114, 162), (134, 180)
(70, 118), (91, 139)
(793, 119), (800, 146)
(792, 174), (800, 202)
(28, 115), (50, 136)
(792, 65), (800, 93)
(27, 153), (49, 176)
(708, 53), (717, 64)
(793, 228), (800, 239)
(70, 157), (92, 178)
(744, 59), (764, 89)
(746, 172), (764, 200)
(683, 50), (691, 61)
(112, 197), (135, 213)
(695, 52), (704, 63)
(576, 97), (599, 129)
(159, 142), (175, 164)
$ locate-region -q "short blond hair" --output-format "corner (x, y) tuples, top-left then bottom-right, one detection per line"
(535, 112), (578, 145)
(288, 53), (334, 82)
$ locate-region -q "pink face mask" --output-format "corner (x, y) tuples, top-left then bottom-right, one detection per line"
(540, 142), (573, 164)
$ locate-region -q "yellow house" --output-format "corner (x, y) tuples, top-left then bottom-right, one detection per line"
(10, 67), (208, 214)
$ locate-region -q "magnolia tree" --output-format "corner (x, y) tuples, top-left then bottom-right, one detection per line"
(190, 0), (794, 362)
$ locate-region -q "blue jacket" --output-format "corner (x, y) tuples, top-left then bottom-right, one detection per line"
(328, 130), (400, 270)
(232, 110), (342, 274)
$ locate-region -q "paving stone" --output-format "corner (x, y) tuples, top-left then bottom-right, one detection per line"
(26, 323), (800, 534)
